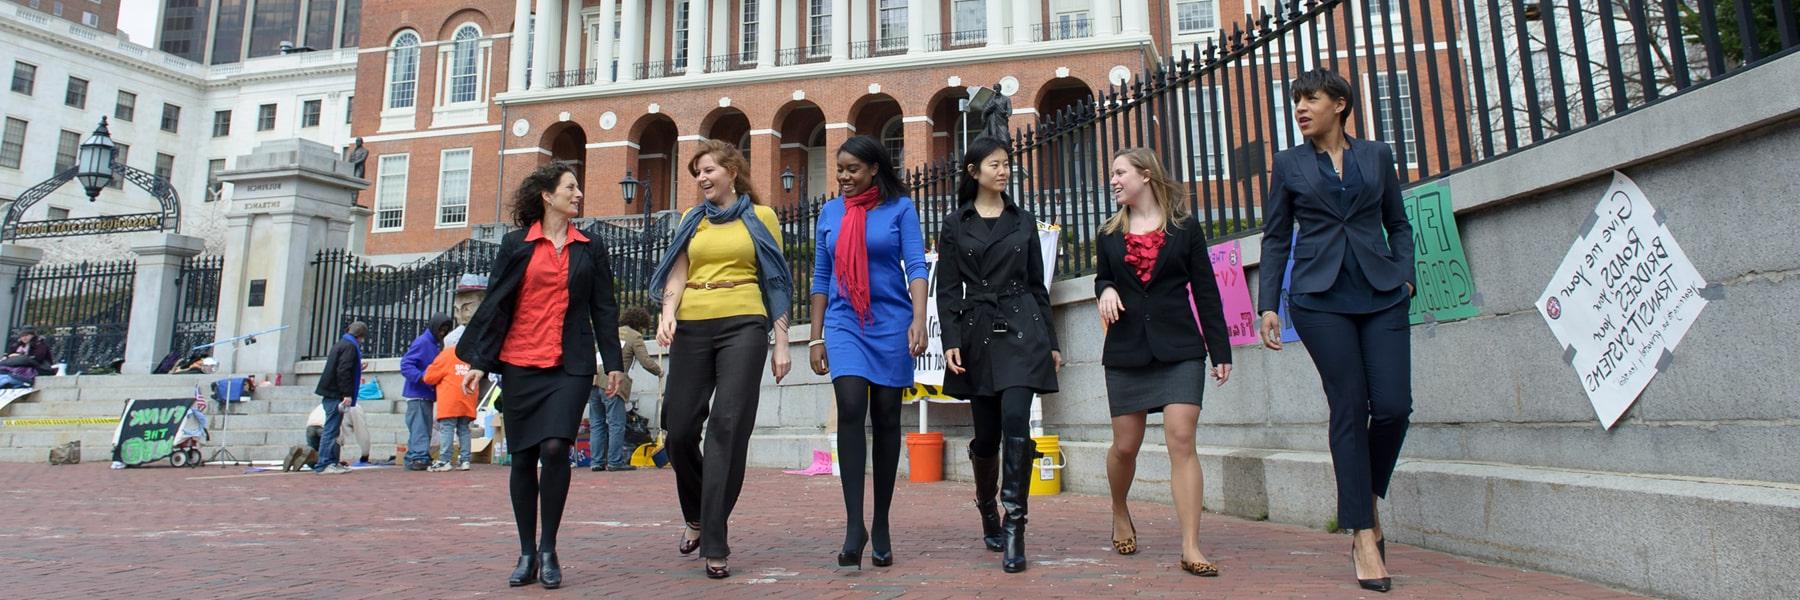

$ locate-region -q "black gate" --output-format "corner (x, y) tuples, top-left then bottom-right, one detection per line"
(306, 239), (500, 359)
(9, 260), (136, 372)
(168, 255), (223, 355)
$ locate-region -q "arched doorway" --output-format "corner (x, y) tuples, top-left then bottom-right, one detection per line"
(773, 99), (826, 202)
(849, 93), (903, 169)
(628, 114), (678, 212)
(1035, 76), (1094, 127)
(544, 122), (588, 199)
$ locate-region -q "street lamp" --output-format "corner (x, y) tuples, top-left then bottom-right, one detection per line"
(780, 166), (795, 197)
(76, 117), (117, 200)
(619, 170), (656, 288)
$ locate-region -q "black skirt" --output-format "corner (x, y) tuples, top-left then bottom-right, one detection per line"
(499, 363), (591, 453)
(1104, 359), (1206, 418)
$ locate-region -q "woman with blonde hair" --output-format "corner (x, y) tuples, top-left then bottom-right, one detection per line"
(649, 139), (792, 579)
(1093, 148), (1233, 577)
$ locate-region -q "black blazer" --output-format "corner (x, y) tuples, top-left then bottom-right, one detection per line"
(1258, 137), (1416, 314)
(1094, 216), (1233, 368)
(935, 200), (1059, 398)
(457, 225), (625, 376)
(313, 337), (359, 399)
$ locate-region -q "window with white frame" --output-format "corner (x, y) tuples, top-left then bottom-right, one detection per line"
(387, 32), (420, 110)
(673, 2), (690, 71)
(1185, 86), (1229, 180)
(154, 152), (174, 182)
(951, 0), (983, 42)
(10, 61), (35, 95)
(0, 118), (25, 169)
(877, 0), (907, 49)
(1175, 0), (1217, 34)
(48, 206), (70, 221)
(449, 25), (481, 104)
(302, 99), (322, 127)
(1054, 10), (1091, 40)
(82, 11), (97, 27)
(161, 103), (181, 133)
(1369, 72), (1417, 164)
(109, 142), (127, 188)
(1270, 81), (1294, 150)
(115, 91), (136, 122)
(374, 154), (408, 230)
(207, 158), (226, 200)
(740, 0), (758, 60)
(881, 117), (905, 169)
(65, 76), (87, 108)
(55, 129), (79, 172)
(257, 103), (277, 131)
(586, 6), (623, 78)
(807, 0), (830, 55)
(437, 148), (471, 226)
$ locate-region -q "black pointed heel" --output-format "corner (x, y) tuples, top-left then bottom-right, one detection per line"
(537, 551), (562, 589)
(1359, 577), (1392, 593)
(838, 524), (867, 569)
(507, 553), (539, 587)
(870, 550), (893, 567)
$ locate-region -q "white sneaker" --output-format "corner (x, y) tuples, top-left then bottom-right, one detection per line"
(428, 461), (452, 472)
(457, 461), (471, 471)
(323, 464), (353, 474)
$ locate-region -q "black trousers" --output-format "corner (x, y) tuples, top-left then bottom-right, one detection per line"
(663, 316), (769, 559)
(1289, 301), (1413, 531)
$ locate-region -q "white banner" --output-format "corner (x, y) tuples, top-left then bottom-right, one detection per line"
(1536, 172), (1709, 429)
(905, 222), (1059, 405)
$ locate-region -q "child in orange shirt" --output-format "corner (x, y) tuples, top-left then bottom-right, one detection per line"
(423, 327), (481, 471)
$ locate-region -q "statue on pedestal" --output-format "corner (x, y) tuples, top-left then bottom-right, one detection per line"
(345, 138), (369, 205)
(980, 83), (1013, 146)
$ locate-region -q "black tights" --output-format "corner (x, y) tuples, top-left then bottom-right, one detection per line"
(510, 438), (573, 555)
(834, 376), (902, 552)
(969, 386), (1035, 458)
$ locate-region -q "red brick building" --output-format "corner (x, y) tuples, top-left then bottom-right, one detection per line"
(5, 0), (120, 33)
(350, 0), (1464, 259)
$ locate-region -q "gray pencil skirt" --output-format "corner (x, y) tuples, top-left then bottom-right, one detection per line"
(1104, 358), (1207, 418)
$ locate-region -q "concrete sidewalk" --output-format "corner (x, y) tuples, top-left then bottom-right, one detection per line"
(0, 463), (1643, 599)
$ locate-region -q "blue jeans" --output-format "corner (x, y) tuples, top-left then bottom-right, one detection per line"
(313, 398), (344, 471)
(436, 417), (472, 464)
(587, 388), (630, 467)
(404, 399), (435, 464)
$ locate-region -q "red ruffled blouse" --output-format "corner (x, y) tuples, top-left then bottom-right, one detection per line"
(1123, 230), (1165, 285)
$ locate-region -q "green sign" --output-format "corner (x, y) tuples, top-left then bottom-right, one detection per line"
(1404, 182), (1480, 325)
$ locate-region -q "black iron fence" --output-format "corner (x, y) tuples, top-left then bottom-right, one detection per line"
(306, 240), (500, 359)
(574, 213), (678, 317)
(702, 52), (758, 73)
(9, 260), (135, 372)
(850, 38), (909, 59)
(927, 30), (988, 50)
(776, 46), (832, 66)
(168, 254), (223, 355)
(634, 60), (677, 80)
(546, 67), (597, 89)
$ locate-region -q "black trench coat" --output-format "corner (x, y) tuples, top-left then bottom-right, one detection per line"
(935, 200), (1059, 398)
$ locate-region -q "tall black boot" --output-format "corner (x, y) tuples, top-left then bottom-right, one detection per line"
(969, 444), (1004, 552)
(1000, 436), (1040, 573)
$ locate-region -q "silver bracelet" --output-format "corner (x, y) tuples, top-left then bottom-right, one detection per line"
(808, 339), (825, 347)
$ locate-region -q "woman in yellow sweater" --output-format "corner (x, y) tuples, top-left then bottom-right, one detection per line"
(648, 139), (792, 579)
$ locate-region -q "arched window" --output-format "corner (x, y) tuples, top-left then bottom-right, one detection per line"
(881, 117), (905, 170)
(449, 25), (482, 104)
(387, 31), (420, 109)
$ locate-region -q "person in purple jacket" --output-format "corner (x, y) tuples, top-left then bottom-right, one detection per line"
(399, 314), (455, 471)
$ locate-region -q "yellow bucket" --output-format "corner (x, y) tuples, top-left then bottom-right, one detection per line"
(1028, 435), (1065, 496)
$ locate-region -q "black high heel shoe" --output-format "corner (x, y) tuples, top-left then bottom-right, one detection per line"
(507, 553), (539, 587)
(537, 551), (562, 589)
(1351, 537), (1392, 593)
(870, 518), (893, 567)
(837, 525), (867, 569)
(705, 559), (730, 579)
(678, 521), (702, 555)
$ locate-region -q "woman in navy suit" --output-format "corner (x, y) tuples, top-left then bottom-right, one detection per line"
(1257, 69), (1415, 593)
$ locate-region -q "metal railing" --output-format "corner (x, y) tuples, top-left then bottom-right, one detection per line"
(634, 60), (677, 80)
(1030, 17), (1094, 42)
(9, 260), (136, 372)
(702, 52), (759, 73)
(306, 240), (500, 359)
(927, 30), (988, 51)
(169, 255), (223, 355)
(777, 46), (833, 66)
(546, 67), (597, 89)
(850, 38), (909, 59)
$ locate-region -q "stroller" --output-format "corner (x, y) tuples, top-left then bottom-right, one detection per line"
(169, 399), (209, 468)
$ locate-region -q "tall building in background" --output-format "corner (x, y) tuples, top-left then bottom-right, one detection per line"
(156, 0), (360, 65)
(2, 0), (120, 33)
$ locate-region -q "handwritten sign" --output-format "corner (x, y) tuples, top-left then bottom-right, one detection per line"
(1205, 240), (1260, 346)
(913, 251), (946, 387)
(1536, 172), (1708, 429)
(110, 398), (193, 466)
(1404, 182), (1480, 324)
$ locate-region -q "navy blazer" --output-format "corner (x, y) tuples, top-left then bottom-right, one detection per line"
(1094, 216), (1233, 368)
(1258, 138), (1416, 314)
(457, 225), (625, 377)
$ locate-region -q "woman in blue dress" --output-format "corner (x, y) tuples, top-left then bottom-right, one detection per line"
(807, 135), (929, 569)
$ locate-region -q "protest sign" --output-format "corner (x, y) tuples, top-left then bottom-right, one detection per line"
(1404, 182), (1481, 324)
(1206, 240), (1260, 346)
(1537, 172), (1709, 429)
(111, 398), (194, 466)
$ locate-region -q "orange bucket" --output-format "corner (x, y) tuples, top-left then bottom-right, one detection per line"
(904, 431), (944, 483)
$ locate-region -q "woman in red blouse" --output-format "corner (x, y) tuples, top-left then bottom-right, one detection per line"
(458, 162), (626, 590)
(1092, 148), (1234, 577)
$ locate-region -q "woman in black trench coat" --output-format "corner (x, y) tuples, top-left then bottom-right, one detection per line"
(937, 135), (1061, 574)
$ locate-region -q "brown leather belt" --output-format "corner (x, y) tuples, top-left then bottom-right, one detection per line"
(686, 279), (758, 290)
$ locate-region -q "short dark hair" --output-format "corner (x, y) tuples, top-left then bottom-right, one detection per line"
(619, 307), (653, 331)
(1290, 68), (1356, 126)
(346, 321), (369, 338)
(511, 161), (579, 228)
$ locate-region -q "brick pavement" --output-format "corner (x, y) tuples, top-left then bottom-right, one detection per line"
(0, 463), (1643, 599)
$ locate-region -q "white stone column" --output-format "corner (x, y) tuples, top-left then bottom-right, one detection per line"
(1121, 0), (1149, 34)
(986, 0), (1006, 46)
(906, 0), (926, 54)
(0, 244), (42, 342)
(1094, 0), (1118, 36)
(687, 0), (711, 74)
(509, 0), (531, 91)
(595, 0), (618, 82)
(211, 140), (367, 379)
(830, 0), (850, 61)
(757, 0), (778, 67)
(123, 234), (206, 374)
(1012, 0), (1032, 42)
(562, 0), (583, 78)
(618, 0), (644, 81)
(529, 0), (558, 89)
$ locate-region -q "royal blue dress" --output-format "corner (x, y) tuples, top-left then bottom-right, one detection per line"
(811, 195), (930, 388)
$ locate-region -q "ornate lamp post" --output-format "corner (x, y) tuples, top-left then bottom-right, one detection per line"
(76, 117), (118, 199)
(619, 170), (655, 286)
(1, 117), (180, 242)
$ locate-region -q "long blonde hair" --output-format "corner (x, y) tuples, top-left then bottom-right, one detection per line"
(687, 139), (762, 205)
(1099, 148), (1190, 235)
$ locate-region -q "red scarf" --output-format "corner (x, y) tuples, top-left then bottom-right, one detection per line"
(834, 186), (883, 326)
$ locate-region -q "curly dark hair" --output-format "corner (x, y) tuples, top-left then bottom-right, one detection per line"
(619, 307), (654, 331)
(511, 161), (579, 228)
